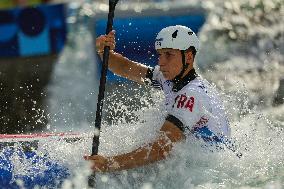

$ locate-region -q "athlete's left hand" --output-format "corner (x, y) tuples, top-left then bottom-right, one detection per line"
(84, 154), (109, 172)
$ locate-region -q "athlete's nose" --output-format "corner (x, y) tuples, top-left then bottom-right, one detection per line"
(158, 56), (166, 67)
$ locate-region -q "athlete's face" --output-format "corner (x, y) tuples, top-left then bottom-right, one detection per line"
(157, 48), (184, 80)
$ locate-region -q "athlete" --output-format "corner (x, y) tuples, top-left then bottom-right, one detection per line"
(84, 25), (231, 172)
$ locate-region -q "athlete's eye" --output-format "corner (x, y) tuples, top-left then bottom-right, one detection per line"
(156, 52), (174, 60)
(165, 52), (173, 59)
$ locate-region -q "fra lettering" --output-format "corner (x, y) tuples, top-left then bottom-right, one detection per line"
(173, 94), (195, 112)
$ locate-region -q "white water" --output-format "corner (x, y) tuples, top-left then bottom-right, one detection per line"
(5, 0), (284, 188)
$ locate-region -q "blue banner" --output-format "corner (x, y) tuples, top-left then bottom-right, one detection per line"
(0, 3), (67, 57)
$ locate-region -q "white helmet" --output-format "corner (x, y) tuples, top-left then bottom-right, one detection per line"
(155, 25), (199, 51)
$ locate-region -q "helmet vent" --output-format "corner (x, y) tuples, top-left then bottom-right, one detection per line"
(172, 30), (178, 39)
(188, 31), (193, 35)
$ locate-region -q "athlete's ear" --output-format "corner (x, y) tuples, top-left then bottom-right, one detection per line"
(185, 51), (194, 65)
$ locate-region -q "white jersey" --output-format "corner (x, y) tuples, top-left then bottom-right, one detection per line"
(146, 66), (231, 139)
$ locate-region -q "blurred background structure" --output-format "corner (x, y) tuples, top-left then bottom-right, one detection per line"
(0, 2), (66, 133)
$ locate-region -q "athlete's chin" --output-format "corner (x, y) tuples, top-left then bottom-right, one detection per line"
(162, 72), (172, 80)
(164, 75), (174, 80)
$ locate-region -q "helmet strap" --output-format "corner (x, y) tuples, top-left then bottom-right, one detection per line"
(172, 50), (188, 83)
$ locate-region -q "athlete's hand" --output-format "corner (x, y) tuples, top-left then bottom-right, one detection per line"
(84, 154), (109, 172)
(95, 30), (116, 53)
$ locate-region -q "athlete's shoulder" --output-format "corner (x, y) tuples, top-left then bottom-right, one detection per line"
(179, 77), (208, 96)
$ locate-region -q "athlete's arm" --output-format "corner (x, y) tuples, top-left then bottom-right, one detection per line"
(96, 30), (149, 84)
(85, 121), (185, 172)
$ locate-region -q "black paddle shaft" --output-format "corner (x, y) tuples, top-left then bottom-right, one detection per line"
(88, 1), (119, 187)
(91, 0), (119, 156)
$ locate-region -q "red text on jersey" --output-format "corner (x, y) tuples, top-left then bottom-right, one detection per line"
(173, 94), (195, 112)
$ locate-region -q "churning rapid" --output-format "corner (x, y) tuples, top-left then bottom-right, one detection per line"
(3, 0), (284, 188)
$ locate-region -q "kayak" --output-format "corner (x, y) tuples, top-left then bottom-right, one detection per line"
(0, 132), (86, 188)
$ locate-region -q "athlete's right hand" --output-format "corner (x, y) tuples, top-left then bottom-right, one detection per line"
(95, 30), (116, 53)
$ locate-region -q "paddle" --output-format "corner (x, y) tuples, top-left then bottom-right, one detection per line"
(88, 0), (119, 187)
